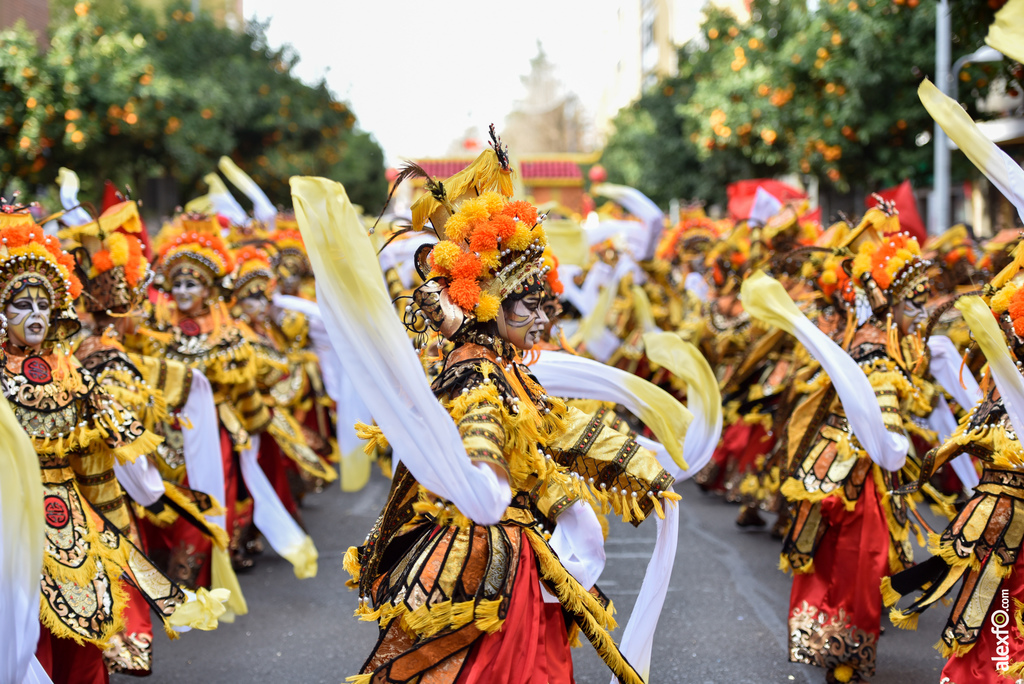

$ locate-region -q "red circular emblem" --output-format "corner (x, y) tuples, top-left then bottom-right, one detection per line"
(23, 357), (52, 384)
(44, 495), (70, 528)
(179, 319), (201, 337)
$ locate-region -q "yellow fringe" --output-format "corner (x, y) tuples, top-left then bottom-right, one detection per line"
(888, 607), (919, 630)
(354, 422), (388, 455)
(524, 528), (616, 630)
(935, 637), (974, 659)
(1001, 660), (1024, 680)
(344, 675), (373, 684)
(880, 576), (902, 608)
(343, 546), (361, 587)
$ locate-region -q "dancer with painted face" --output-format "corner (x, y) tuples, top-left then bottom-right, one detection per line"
(291, 140), (680, 683)
(135, 217), (317, 581)
(0, 207), (221, 684)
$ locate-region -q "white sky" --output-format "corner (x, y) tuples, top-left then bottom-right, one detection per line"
(245, 0), (620, 165)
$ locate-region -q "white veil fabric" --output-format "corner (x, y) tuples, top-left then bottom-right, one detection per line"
(740, 272), (909, 471)
(289, 176), (510, 524)
(0, 392), (46, 684)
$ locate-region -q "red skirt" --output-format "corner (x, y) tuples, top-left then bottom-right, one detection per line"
(458, 537), (574, 684)
(36, 623), (109, 684)
(941, 561), (1024, 683)
(788, 475), (889, 680)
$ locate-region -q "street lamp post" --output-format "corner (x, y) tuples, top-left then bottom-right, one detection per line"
(931, 0), (950, 236)
(931, 0), (1004, 235)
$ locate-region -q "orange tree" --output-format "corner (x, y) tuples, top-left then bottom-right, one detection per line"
(603, 0), (1017, 203)
(0, 1), (386, 209)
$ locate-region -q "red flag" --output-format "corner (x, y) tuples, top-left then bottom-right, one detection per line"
(727, 179), (806, 220)
(864, 180), (926, 243)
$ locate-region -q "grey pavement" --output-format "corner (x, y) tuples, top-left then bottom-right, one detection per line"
(119, 473), (947, 683)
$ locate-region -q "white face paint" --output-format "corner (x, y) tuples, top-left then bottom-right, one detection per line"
(239, 294), (268, 322)
(500, 292), (549, 351)
(171, 273), (209, 316)
(5, 286), (51, 349)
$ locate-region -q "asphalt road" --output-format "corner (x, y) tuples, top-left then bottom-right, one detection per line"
(119, 473), (948, 684)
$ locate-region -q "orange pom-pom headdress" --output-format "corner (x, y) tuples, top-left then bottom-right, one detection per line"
(402, 129), (549, 341)
(60, 200), (151, 314)
(0, 209), (82, 341)
(156, 216), (234, 290)
(232, 245), (276, 299)
(845, 201), (929, 313)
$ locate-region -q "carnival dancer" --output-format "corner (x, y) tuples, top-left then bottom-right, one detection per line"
(740, 205), (936, 682)
(291, 138), (679, 682)
(135, 218), (317, 579)
(0, 207), (223, 683)
(230, 245), (337, 521)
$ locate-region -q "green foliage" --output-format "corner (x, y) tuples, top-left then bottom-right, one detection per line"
(0, 1), (386, 211)
(602, 0), (1019, 204)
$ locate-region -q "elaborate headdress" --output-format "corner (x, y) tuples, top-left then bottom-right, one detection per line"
(232, 245), (276, 300)
(155, 219), (234, 291)
(60, 201), (151, 314)
(0, 209), (82, 341)
(656, 216), (719, 263)
(415, 191), (548, 336)
(844, 202), (929, 313)
(267, 229), (310, 279)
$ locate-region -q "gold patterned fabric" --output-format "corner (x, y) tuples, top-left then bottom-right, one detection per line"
(347, 343), (674, 684)
(888, 390), (1024, 657)
(4, 349), (187, 650)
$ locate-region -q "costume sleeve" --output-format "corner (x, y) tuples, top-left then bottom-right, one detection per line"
(547, 405), (674, 526)
(456, 399), (509, 476)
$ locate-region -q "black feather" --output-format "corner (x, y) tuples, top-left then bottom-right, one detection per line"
(371, 161), (439, 234)
(488, 123), (510, 171)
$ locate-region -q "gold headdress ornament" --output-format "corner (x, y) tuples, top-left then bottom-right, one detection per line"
(232, 245), (276, 299)
(155, 215), (234, 291)
(267, 228), (309, 278)
(0, 204), (83, 341)
(404, 128), (547, 340)
(60, 200), (151, 314)
(406, 124), (516, 239)
(843, 198), (929, 312)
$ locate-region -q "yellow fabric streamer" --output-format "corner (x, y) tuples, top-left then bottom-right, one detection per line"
(544, 219), (588, 267)
(576, 282), (616, 347)
(0, 390), (44, 655)
(738, 270), (802, 335)
(619, 372), (691, 471)
(167, 587), (231, 631)
(279, 535), (319, 580)
(631, 285), (657, 333)
(987, 0), (1024, 64)
(643, 331), (722, 467)
(210, 547), (247, 621)
(957, 296), (1019, 388)
(918, 78), (1024, 224)
(340, 445), (372, 493)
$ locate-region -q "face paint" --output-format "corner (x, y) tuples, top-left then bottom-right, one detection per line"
(239, 294), (268, 322)
(540, 298), (562, 337)
(500, 294), (549, 351)
(171, 273), (209, 316)
(5, 285), (51, 349)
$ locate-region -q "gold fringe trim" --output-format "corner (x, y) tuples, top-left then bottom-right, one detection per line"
(888, 607), (918, 630)
(343, 546), (361, 588)
(354, 422), (388, 455)
(935, 637), (974, 659)
(1001, 660), (1024, 680)
(40, 550), (131, 648)
(880, 576), (902, 608)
